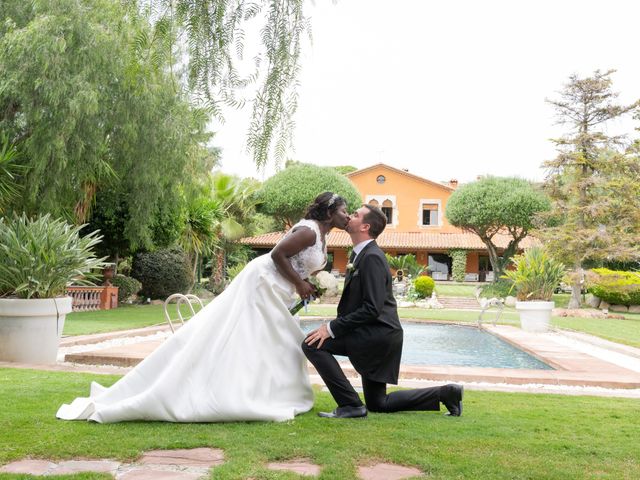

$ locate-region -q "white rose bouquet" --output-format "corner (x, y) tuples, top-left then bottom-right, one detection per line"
(289, 271), (339, 315)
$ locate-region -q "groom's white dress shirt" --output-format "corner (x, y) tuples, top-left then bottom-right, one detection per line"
(326, 239), (373, 338)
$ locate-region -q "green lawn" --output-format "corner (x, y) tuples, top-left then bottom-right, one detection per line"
(434, 282), (478, 298)
(1, 368), (638, 479)
(64, 304), (203, 336)
(553, 314), (640, 347)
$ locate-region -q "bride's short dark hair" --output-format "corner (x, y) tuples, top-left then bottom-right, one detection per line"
(305, 192), (346, 221)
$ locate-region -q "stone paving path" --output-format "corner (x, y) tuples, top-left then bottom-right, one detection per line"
(0, 448), (224, 479)
(0, 451), (423, 479)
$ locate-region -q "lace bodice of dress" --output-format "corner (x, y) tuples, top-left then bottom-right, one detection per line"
(282, 219), (327, 279)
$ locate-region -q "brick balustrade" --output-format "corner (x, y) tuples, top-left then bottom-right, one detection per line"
(65, 286), (118, 312)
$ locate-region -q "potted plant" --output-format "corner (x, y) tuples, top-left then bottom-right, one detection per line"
(0, 214), (105, 363)
(502, 247), (565, 333)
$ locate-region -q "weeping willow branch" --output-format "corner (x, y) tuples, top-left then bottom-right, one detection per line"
(143, 0), (309, 168)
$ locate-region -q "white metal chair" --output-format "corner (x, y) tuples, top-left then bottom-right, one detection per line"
(163, 294), (204, 333)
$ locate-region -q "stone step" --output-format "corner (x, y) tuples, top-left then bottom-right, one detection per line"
(437, 297), (480, 309)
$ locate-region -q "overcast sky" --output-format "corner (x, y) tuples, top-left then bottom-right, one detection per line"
(212, 0), (640, 185)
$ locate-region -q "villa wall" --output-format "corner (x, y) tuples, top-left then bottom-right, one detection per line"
(347, 164), (459, 233)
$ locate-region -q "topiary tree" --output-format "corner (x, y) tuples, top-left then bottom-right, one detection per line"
(448, 249), (468, 282)
(257, 163), (362, 228)
(131, 248), (192, 299)
(445, 176), (551, 279)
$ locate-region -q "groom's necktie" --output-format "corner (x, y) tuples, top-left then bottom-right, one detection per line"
(349, 251), (356, 264)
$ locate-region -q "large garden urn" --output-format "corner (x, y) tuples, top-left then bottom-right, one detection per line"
(0, 297), (73, 364)
(515, 300), (554, 333)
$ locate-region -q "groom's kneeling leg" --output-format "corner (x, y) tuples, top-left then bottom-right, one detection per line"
(362, 378), (440, 413)
(301, 339), (362, 408)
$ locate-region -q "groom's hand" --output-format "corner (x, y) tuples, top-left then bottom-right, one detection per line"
(305, 324), (331, 349)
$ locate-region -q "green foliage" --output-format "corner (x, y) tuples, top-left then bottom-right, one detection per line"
(257, 163), (362, 228)
(587, 268), (640, 306)
(333, 165), (358, 175)
(0, 0), (212, 248)
(449, 249), (468, 282)
(413, 276), (435, 298)
(502, 247), (566, 301)
(131, 248), (192, 299)
(445, 176), (551, 276)
(0, 135), (26, 213)
(0, 214), (106, 299)
(226, 262), (247, 282)
(111, 274), (143, 303)
(385, 253), (427, 278)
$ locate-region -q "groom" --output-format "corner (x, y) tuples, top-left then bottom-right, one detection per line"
(303, 204), (463, 418)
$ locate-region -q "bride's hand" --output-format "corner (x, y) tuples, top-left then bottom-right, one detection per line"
(296, 279), (316, 300)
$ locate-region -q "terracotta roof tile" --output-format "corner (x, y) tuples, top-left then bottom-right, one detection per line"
(240, 230), (540, 250)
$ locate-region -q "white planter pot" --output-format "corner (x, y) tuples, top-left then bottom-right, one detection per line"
(0, 297), (72, 364)
(515, 300), (554, 333)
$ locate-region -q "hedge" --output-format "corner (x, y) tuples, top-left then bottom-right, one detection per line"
(587, 268), (640, 306)
(131, 248), (192, 299)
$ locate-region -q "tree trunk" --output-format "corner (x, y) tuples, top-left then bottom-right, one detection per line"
(188, 253), (198, 294)
(209, 250), (226, 294)
(568, 263), (582, 309)
(483, 239), (503, 281)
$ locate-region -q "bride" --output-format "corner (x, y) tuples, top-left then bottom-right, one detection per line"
(57, 192), (350, 423)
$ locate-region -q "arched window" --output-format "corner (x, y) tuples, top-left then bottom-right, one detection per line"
(382, 200), (393, 224)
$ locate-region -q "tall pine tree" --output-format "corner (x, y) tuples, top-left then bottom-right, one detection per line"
(540, 70), (640, 308)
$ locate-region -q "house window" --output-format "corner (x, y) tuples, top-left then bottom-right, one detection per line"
(422, 203), (438, 226)
(381, 200), (393, 224)
(376, 175), (386, 184)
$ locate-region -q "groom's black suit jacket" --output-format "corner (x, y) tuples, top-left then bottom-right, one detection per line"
(331, 241), (403, 384)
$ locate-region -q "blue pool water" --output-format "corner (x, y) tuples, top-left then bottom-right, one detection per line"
(301, 321), (552, 370)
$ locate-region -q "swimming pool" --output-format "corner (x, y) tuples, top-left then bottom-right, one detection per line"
(301, 321), (552, 370)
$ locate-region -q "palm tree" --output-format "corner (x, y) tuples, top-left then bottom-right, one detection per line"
(179, 195), (223, 292)
(385, 253), (428, 279)
(204, 172), (261, 293)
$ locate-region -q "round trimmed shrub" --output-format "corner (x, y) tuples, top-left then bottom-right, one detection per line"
(111, 274), (142, 303)
(414, 275), (435, 298)
(131, 248), (192, 299)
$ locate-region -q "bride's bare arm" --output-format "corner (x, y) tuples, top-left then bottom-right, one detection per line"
(271, 227), (318, 300)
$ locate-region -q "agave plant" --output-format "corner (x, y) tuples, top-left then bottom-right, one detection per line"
(0, 214), (107, 299)
(502, 247), (566, 301)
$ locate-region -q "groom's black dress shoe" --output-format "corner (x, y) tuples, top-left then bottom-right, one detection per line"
(441, 384), (463, 417)
(318, 405), (368, 418)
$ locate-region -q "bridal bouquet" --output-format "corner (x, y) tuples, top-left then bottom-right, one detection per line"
(289, 271), (339, 315)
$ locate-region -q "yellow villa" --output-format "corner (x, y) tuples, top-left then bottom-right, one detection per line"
(241, 163), (537, 280)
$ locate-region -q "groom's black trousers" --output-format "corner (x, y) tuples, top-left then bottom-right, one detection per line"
(302, 336), (441, 412)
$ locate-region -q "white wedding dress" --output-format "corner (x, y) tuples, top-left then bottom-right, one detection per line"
(56, 219), (326, 423)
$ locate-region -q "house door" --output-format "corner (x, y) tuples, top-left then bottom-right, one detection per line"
(428, 254), (452, 280)
(479, 256), (492, 282)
